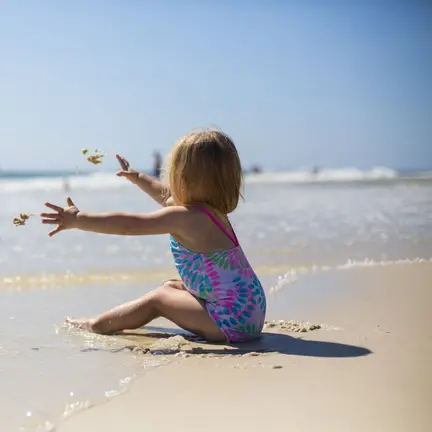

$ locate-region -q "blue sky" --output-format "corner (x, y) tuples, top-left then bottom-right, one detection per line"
(0, 1), (431, 171)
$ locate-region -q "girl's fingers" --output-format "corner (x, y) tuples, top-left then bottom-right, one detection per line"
(49, 226), (64, 237)
(45, 202), (63, 212)
(116, 154), (128, 170)
(40, 212), (59, 218)
(116, 170), (132, 178)
(66, 197), (75, 207)
(42, 219), (61, 225)
(121, 159), (130, 170)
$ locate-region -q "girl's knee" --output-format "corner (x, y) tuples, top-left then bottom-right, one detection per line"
(152, 284), (181, 314)
(151, 285), (169, 311)
(162, 279), (186, 290)
(145, 283), (187, 316)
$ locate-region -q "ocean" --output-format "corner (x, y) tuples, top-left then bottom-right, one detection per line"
(1, 168), (431, 431)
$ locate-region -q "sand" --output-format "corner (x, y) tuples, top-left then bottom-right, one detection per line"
(57, 262), (432, 432)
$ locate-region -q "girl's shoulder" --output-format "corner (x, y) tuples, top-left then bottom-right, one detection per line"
(161, 204), (208, 230)
(169, 205), (237, 253)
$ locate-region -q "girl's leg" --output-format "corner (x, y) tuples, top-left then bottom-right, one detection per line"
(163, 279), (187, 290)
(65, 280), (226, 342)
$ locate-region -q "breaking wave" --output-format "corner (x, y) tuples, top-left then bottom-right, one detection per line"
(269, 257), (432, 294)
(1, 167), (430, 194)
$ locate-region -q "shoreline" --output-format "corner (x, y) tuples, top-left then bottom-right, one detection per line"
(56, 262), (432, 432)
(1, 256), (430, 292)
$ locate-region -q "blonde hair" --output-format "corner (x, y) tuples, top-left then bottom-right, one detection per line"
(162, 128), (243, 214)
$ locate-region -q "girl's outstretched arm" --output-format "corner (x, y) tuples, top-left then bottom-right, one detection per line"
(75, 209), (184, 235)
(116, 154), (170, 207)
(41, 197), (188, 237)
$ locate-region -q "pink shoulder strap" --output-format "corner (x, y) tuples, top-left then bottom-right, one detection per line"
(194, 205), (239, 247)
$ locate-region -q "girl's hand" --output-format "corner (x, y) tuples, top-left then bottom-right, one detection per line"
(41, 197), (80, 237)
(116, 154), (140, 184)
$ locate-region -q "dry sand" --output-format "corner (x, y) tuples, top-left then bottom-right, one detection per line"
(57, 263), (432, 432)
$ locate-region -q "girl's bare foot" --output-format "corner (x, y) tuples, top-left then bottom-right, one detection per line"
(65, 317), (95, 332)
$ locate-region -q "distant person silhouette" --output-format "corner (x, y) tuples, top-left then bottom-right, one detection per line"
(153, 151), (162, 178)
(250, 164), (262, 174)
(63, 177), (70, 192)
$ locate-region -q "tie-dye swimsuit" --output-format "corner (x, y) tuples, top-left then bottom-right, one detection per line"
(170, 206), (266, 342)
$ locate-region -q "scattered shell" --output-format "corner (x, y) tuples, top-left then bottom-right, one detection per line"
(148, 335), (190, 355)
(132, 347), (149, 354)
(264, 319), (321, 333)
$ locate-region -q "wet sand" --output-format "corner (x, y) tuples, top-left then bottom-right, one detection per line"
(57, 262), (432, 432)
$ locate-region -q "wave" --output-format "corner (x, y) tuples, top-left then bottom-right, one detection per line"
(0, 167), (431, 193)
(268, 257), (432, 295)
(247, 166), (398, 184)
(0, 172), (125, 193)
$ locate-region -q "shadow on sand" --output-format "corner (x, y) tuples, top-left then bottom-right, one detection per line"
(109, 326), (372, 359)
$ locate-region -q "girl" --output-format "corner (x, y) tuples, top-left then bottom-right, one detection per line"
(41, 130), (267, 343)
